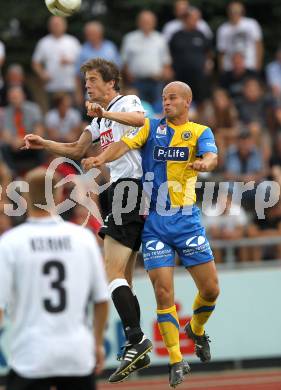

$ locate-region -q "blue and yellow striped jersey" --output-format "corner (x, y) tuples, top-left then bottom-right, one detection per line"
(122, 117), (217, 208)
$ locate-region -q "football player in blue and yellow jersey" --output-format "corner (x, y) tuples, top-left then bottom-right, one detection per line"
(83, 81), (220, 388)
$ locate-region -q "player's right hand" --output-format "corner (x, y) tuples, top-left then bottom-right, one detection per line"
(22, 134), (46, 150)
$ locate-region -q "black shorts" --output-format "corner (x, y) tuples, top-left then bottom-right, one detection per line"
(6, 370), (96, 390)
(99, 178), (145, 251)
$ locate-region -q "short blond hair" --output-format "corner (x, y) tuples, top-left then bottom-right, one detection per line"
(25, 167), (59, 210)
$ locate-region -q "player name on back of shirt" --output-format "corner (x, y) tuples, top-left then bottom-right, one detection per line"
(30, 236), (72, 252)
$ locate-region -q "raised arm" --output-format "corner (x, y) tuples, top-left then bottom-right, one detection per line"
(82, 140), (130, 171)
(86, 101), (145, 127)
(23, 130), (93, 160)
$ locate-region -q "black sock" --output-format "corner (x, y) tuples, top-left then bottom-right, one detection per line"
(111, 285), (143, 344)
(133, 294), (141, 323)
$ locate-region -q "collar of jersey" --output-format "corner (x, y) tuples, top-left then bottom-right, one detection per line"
(27, 215), (63, 224)
(167, 120), (190, 131)
(106, 94), (122, 110)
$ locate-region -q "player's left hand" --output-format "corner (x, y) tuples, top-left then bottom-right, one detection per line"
(188, 160), (209, 172)
(85, 101), (104, 118)
(95, 344), (105, 375)
(82, 156), (104, 171)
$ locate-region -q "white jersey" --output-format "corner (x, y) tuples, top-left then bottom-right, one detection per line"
(217, 17), (262, 71)
(85, 94), (144, 182)
(0, 216), (109, 378)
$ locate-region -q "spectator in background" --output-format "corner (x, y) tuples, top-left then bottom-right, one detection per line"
(121, 10), (172, 108)
(270, 101), (281, 135)
(219, 52), (259, 102)
(266, 46), (281, 100)
(223, 129), (266, 208)
(269, 131), (281, 185)
(0, 40), (5, 95)
(247, 203), (281, 262)
(203, 191), (249, 263)
(217, 1), (263, 72)
(32, 16), (81, 106)
(201, 88), (238, 161)
(75, 21), (120, 107)
(45, 92), (82, 142)
(0, 86), (44, 176)
(162, 0), (212, 42)
(170, 7), (213, 106)
(0, 64), (33, 107)
(0, 154), (12, 206)
(235, 78), (269, 127)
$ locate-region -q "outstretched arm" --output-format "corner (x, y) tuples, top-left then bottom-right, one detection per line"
(23, 130), (92, 160)
(82, 140), (130, 171)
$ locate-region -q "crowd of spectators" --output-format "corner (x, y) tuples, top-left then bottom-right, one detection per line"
(0, 0), (280, 262)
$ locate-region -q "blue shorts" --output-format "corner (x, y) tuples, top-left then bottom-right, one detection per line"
(142, 206), (214, 270)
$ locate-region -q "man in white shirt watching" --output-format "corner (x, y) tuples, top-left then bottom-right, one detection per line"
(217, 1), (263, 72)
(32, 16), (81, 106)
(0, 167), (109, 390)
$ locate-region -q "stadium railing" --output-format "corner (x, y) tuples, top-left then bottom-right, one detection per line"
(210, 236), (281, 265)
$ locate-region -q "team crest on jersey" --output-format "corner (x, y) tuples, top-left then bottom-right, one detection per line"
(182, 131), (192, 141)
(132, 98), (141, 107)
(125, 127), (140, 139)
(156, 125), (167, 135)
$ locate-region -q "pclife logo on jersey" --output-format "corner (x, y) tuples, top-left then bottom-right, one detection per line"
(143, 240), (171, 260)
(183, 235), (211, 256)
(153, 146), (189, 162)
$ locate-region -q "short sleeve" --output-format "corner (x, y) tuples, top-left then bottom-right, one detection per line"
(120, 34), (130, 65)
(84, 119), (100, 143)
(32, 40), (45, 63)
(31, 104), (43, 124)
(122, 118), (150, 149)
(0, 41), (5, 59)
(250, 19), (262, 40)
(159, 37), (172, 65)
(197, 127), (218, 156)
(216, 25), (227, 52)
(0, 236), (14, 309)
(122, 95), (145, 113)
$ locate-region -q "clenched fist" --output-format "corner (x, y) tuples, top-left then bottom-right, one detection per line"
(85, 101), (104, 118)
(82, 156), (104, 171)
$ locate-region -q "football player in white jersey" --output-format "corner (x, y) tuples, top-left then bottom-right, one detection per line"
(0, 167), (109, 390)
(22, 58), (152, 382)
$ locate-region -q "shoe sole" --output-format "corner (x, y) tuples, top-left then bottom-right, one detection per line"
(109, 361), (151, 384)
(108, 345), (153, 383)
